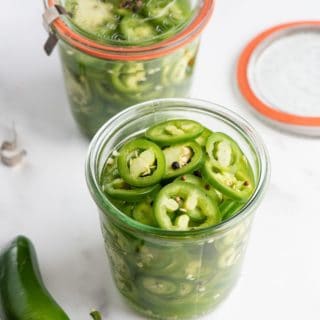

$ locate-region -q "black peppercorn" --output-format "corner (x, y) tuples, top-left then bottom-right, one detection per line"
(193, 170), (202, 177)
(171, 161), (180, 170)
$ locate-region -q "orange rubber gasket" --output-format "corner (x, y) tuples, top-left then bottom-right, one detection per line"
(237, 21), (320, 127)
(48, 0), (214, 61)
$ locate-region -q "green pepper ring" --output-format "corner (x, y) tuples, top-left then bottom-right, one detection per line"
(205, 132), (242, 172)
(163, 141), (203, 179)
(202, 159), (254, 201)
(104, 178), (161, 201)
(219, 199), (244, 220)
(111, 63), (152, 94)
(133, 200), (158, 227)
(145, 119), (204, 145)
(174, 174), (220, 204)
(154, 181), (221, 230)
(118, 139), (165, 187)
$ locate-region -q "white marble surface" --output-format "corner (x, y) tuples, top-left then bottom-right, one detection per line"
(1, 0), (320, 319)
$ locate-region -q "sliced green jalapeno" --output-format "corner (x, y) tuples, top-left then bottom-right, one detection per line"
(202, 159), (254, 201)
(100, 152), (120, 185)
(103, 178), (160, 201)
(111, 200), (136, 217)
(136, 245), (180, 274)
(120, 16), (156, 43)
(111, 63), (152, 94)
(140, 276), (177, 297)
(117, 138), (165, 187)
(163, 141), (203, 179)
(238, 153), (255, 183)
(133, 199), (158, 227)
(219, 199), (244, 220)
(138, 276), (194, 301)
(195, 128), (213, 147)
(63, 68), (92, 107)
(162, 47), (196, 85)
(145, 119), (204, 145)
(205, 132), (242, 171)
(66, 0), (117, 41)
(154, 181), (221, 231)
(144, 0), (191, 31)
(175, 174), (221, 205)
(94, 79), (124, 103)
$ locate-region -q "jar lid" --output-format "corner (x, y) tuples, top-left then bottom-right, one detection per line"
(237, 21), (320, 136)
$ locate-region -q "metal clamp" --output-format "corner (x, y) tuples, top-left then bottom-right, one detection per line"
(42, 5), (68, 56)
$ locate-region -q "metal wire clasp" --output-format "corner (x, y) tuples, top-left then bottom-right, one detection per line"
(42, 5), (68, 56)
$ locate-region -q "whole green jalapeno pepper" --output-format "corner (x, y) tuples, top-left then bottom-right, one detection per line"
(0, 236), (70, 320)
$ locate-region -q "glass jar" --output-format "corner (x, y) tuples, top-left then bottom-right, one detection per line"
(45, 0), (215, 137)
(86, 98), (270, 319)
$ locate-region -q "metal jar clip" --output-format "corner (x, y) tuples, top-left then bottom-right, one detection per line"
(42, 4), (68, 56)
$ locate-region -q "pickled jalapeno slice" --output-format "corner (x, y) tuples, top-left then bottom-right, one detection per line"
(63, 68), (92, 107)
(103, 178), (160, 201)
(174, 174), (221, 205)
(195, 128), (213, 147)
(219, 199), (244, 220)
(133, 199), (158, 226)
(163, 141), (203, 179)
(205, 132), (241, 171)
(202, 159), (254, 201)
(117, 138), (165, 187)
(144, 0), (192, 31)
(145, 120), (204, 145)
(111, 63), (152, 94)
(120, 16), (156, 43)
(65, 0), (116, 34)
(154, 181), (221, 231)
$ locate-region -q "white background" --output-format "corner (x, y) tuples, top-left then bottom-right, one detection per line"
(1, 0), (320, 319)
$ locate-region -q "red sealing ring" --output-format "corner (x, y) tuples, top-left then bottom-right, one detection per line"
(237, 21), (320, 127)
(48, 0), (215, 61)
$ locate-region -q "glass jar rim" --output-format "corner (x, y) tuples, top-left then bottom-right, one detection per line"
(47, 0), (215, 61)
(86, 98), (270, 238)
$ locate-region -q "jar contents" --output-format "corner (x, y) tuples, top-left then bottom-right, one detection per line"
(59, 1), (200, 136)
(100, 119), (256, 231)
(99, 120), (255, 319)
(64, 0), (195, 46)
